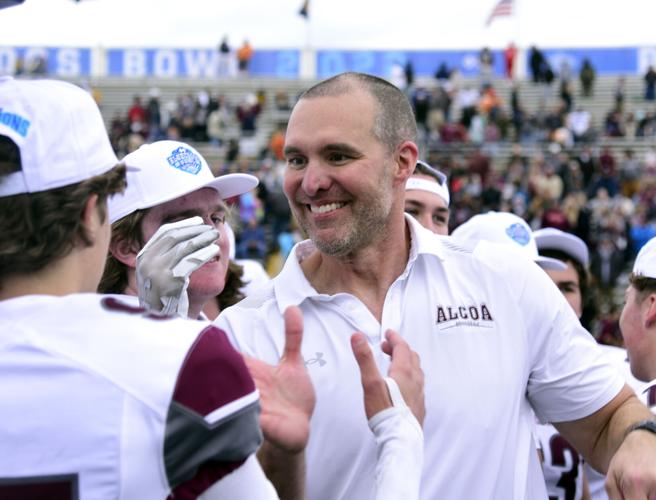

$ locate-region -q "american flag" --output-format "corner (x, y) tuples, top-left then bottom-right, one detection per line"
(485, 0), (513, 26)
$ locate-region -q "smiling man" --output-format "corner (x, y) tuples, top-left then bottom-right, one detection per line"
(166, 72), (656, 499)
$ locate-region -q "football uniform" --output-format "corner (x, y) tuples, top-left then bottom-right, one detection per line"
(585, 345), (649, 500)
(0, 294), (264, 500)
(216, 216), (624, 500)
(535, 423), (584, 500)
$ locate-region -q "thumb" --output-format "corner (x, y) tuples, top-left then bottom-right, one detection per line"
(282, 306), (304, 363)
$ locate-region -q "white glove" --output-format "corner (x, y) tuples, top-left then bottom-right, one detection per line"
(368, 377), (424, 500)
(136, 216), (219, 318)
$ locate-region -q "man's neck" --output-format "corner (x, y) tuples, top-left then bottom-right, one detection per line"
(0, 255), (90, 301)
(301, 219), (411, 323)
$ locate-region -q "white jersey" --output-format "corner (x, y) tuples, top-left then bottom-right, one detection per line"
(585, 345), (649, 500)
(0, 294), (264, 500)
(535, 423), (584, 500)
(216, 216), (624, 500)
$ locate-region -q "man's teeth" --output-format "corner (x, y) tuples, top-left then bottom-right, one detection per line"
(310, 202), (345, 214)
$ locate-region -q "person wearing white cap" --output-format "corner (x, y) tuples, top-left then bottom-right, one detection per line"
(451, 211), (568, 271)
(404, 160), (450, 235)
(0, 78), (271, 499)
(620, 237), (656, 386)
(99, 140), (259, 320)
(532, 228), (645, 500)
(0, 79), (425, 500)
(534, 227), (591, 319)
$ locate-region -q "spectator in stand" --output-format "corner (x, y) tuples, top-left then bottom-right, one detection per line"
(237, 39), (254, 77)
(434, 62), (451, 83)
(478, 46), (494, 87)
(236, 93), (261, 136)
(146, 88), (162, 142)
(218, 35), (231, 77)
(645, 65), (656, 101)
(127, 95), (147, 131)
(579, 58), (596, 97)
(529, 45), (546, 83)
(605, 108), (625, 138)
(613, 76), (626, 111)
(404, 60), (415, 89)
(566, 106), (592, 143)
(456, 85), (479, 129)
(274, 90), (292, 111)
(620, 148), (642, 199)
(504, 42), (517, 79)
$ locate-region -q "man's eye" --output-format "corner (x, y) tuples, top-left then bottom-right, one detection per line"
(211, 214), (226, 225)
(327, 152), (349, 163)
(286, 156), (306, 169)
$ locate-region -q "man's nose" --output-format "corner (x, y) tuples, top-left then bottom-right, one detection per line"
(301, 160), (331, 196)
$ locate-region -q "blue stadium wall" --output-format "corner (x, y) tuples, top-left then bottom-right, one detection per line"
(1, 46), (655, 78)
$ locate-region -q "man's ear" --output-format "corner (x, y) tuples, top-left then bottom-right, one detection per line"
(645, 293), (656, 328)
(81, 194), (103, 244)
(109, 237), (138, 269)
(393, 140), (419, 186)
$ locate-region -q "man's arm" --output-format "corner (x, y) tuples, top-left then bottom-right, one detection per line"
(555, 384), (656, 497)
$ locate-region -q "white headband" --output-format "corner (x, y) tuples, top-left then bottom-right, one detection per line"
(405, 177), (450, 206)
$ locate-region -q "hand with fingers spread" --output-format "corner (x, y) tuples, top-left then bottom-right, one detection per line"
(351, 329), (425, 500)
(244, 306), (316, 452)
(243, 306), (315, 500)
(136, 216), (219, 318)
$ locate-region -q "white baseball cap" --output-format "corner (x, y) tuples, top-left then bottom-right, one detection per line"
(533, 227), (590, 268)
(0, 77), (118, 197)
(633, 237), (656, 279)
(108, 140), (259, 223)
(405, 160), (450, 206)
(451, 211), (567, 270)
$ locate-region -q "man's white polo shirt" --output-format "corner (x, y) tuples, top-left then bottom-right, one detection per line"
(216, 216), (624, 500)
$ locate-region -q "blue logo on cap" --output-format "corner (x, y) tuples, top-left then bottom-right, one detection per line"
(167, 146), (202, 174)
(0, 108), (30, 137)
(506, 223), (530, 246)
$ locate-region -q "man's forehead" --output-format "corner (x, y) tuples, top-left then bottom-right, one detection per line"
(151, 188), (225, 216)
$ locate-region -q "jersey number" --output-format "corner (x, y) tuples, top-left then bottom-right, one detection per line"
(548, 435), (580, 500)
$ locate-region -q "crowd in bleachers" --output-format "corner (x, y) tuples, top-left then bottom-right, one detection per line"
(99, 61), (656, 342)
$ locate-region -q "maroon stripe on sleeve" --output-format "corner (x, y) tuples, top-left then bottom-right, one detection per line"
(172, 325), (255, 417)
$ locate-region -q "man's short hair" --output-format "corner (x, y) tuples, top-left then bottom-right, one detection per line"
(629, 273), (656, 303)
(97, 208), (147, 294)
(300, 72), (418, 151)
(0, 164), (126, 286)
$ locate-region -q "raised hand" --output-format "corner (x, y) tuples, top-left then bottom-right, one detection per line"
(352, 329), (425, 425)
(243, 306), (316, 453)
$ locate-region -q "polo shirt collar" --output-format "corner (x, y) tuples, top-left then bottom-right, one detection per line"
(272, 214), (445, 314)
